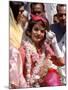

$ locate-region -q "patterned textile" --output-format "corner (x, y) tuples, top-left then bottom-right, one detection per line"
(9, 7), (23, 49)
(9, 8), (27, 88)
(40, 68), (62, 86)
(20, 38), (62, 87)
(9, 46), (27, 88)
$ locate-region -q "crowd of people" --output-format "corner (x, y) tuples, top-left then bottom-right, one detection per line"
(9, 1), (66, 88)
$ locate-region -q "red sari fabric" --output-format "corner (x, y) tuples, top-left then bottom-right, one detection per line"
(40, 68), (62, 86)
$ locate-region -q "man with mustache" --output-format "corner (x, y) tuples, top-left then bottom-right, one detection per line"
(51, 4), (66, 85)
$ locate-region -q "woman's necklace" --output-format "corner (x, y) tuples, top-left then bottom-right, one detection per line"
(23, 39), (46, 87)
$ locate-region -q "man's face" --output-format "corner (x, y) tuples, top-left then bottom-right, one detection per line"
(57, 6), (66, 27)
(32, 4), (45, 17)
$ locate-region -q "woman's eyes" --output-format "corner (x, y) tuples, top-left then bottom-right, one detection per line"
(34, 28), (45, 33)
(34, 28), (45, 31)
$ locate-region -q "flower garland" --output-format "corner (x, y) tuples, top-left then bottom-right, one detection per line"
(22, 38), (57, 87)
(23, 38), (46, 87)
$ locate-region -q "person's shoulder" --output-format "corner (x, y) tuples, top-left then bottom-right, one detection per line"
(50, 23), (60, 32)
(50, 23), (59, 28)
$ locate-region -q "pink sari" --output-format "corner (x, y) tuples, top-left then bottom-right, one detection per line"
(9, 45), (27, 88)
(38, 42), (62, 86)
(40, 68), (62, 86)
(20, 41), (62, 87)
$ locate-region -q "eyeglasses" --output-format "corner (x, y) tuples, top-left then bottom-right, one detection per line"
(19, 10), (24, 14)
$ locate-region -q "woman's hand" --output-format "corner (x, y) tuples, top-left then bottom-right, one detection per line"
(39, 57), (52, 79)
(10, 84), (19, 89)
(39, 65), (47, 78)
(46, 30), (57, 44)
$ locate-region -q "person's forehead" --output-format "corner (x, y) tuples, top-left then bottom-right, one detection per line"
(34, 4), (43, 10)
(58, 6), (66, 13)
(19, 6), (24, 10)
(33, 22), (43, 27)
(34, 22), (44, 29)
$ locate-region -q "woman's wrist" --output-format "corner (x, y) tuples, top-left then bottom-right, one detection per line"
(52, 42), (63, 58)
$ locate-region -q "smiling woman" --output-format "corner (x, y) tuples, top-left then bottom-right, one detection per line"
(19, 15), (64, 87)
(9, 1), (65, 88)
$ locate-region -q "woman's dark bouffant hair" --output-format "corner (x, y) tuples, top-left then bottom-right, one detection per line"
(25, 17), (50, 40)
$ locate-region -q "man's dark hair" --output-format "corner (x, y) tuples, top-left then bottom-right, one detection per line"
(56, 4), (66, 12)
(30, 3), (45, 12)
